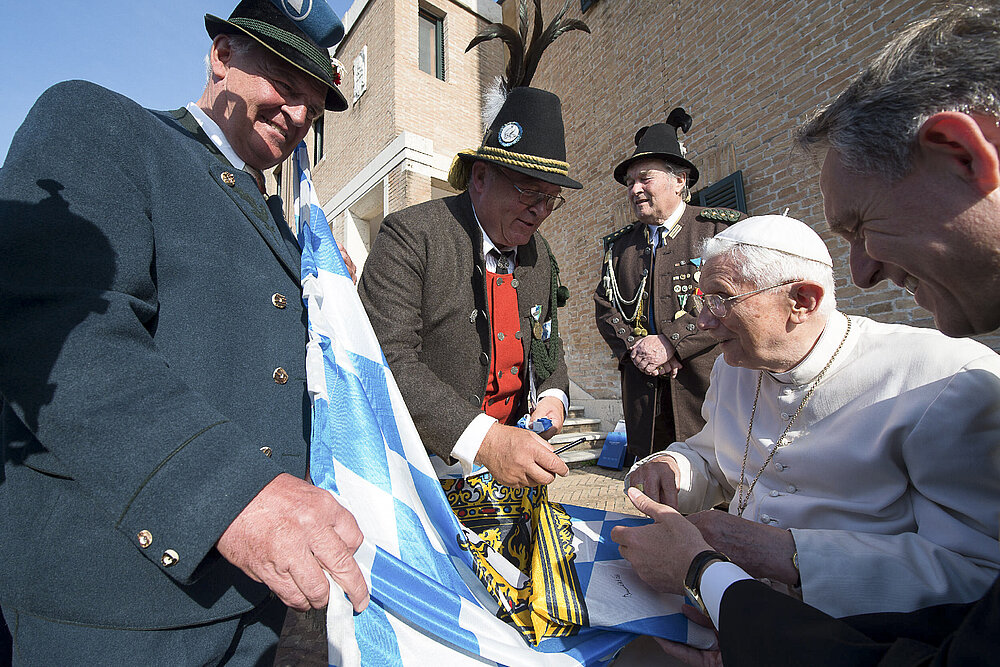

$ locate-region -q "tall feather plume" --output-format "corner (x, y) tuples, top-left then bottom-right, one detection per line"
(521, 0), (590, 87)
(466, 0), (590, 126)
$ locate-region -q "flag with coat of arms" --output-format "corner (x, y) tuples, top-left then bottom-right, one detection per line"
(291, 142), (714, 666)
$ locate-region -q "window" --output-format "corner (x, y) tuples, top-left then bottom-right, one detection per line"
(313, 117), (324, 166)
(418, 9), (444, 80)
(693, 170), (747, 213)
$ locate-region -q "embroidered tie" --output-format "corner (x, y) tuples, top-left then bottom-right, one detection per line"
(491, 249), (514, 274)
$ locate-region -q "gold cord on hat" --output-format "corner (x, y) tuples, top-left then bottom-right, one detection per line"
(735, 315), (852, 517)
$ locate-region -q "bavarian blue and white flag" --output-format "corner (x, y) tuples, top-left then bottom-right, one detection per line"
(292, 142), (714, 666)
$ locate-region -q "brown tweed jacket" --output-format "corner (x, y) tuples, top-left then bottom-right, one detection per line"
(359, 191), (568, 459)
(594, 204), (742, 453)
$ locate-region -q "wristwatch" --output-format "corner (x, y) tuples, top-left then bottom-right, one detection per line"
(683, 550), (732, 617)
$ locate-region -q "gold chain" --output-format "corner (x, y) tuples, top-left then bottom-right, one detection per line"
(735, 316), (852, 517)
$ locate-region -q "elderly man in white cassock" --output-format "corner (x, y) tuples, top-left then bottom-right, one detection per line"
(619, 215), (1000, 633)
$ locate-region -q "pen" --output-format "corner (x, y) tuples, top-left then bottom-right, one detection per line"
(553, 437), (588, 455)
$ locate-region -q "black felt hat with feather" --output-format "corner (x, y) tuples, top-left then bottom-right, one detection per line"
(448, 0), (589, 190)
(614, 108), (700, 186)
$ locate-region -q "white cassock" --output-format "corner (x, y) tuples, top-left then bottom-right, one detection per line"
(656, 310), (1000, 617)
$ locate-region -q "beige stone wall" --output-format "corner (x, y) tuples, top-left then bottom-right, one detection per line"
(293, 0), (502, 215)
(518, 0), (999, 401)
(392, 0), (502, 211)
(312, 0), (399, 198)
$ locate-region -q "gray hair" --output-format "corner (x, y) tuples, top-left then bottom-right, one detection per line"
(701, 237), (837, 316)
(656, 159), (692, 202)
(205, 33), (264, 83)
(796, 4), (1000, 181)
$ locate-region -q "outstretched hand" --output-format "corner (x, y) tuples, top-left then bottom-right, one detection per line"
(627, 455), (682, 507)
(217, 473), (370, 612)
(476, 422), (569, 487)
(611, 487), (711, 595)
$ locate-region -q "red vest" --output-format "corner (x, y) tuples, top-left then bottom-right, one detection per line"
(483, 268), (525, 424)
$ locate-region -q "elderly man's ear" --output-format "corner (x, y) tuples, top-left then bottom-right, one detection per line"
(788, 282), (824, 324)
(918, 112), (1000, 195)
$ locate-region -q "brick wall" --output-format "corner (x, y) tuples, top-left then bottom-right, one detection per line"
(302, 0), (501, 214)
(518, 0), (1000, 401)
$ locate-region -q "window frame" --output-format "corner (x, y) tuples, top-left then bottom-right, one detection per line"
(418, 8), (445, 81)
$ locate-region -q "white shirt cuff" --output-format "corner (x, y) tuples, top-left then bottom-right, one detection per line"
(451, 413), (497, 476)
(537, 389), (569, 417)
(700, 561), (754, 631)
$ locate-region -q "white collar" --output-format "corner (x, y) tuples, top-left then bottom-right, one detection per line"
(186, 103), (245, 171)
(646, 201), (686, 243)
(768, 310), (848, 386)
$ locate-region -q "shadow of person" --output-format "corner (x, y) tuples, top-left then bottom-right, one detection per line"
(0, 179), (116, 480)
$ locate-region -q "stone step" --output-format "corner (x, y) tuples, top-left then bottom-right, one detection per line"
(553, 431), (605, 469)
(561, 417), (602, 434)
(550, 430), (604, 445)
(568, 405), (586, 419)
(560, 447), (603, 468)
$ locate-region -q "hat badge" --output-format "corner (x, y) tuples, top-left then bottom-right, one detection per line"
(279, 0), (313, 21)
(498, 122), (523, 147)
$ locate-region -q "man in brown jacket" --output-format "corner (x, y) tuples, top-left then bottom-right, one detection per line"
(359, 86), (579, 489)
(595, 111), (744, 460)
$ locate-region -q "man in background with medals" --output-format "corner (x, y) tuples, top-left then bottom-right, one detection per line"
(595, 109), (744, 462)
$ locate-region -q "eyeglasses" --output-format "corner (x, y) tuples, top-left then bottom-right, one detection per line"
(495, 167), (566, 212)
(703, 279), (801, 318)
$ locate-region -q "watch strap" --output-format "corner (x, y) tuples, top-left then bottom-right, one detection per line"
(684, 549), (731, 616)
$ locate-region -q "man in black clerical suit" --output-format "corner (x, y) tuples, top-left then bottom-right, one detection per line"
(612, 5), (1000, 665)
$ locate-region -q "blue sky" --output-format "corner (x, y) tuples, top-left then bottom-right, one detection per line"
(1, 1), (354, 162)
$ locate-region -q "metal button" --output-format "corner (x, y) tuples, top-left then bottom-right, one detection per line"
(612, 317), (620, 324)
(479, 352), (489, 365)
(775, 463), (785, 471)
(510, 366), (518, 375)
(271, 293), (287, 309)
(686, 324), (696, 331)
(627, 336), (635, 343)
(272, 367), (289, 384)
(646, 382), (655, 389)
(769, 490), (780, 497)
(617, 328), (626, 335)
(787, 485), (797, 493)
(496, 277), (504, 286)
(670, 333), (680, 340)
(137, 530), (153, 548)
(469, 309), (478, 323)
(161, 549), (179, 567)
(514, 331), (522, 339)
(221, 171), (236, 186)
(760, 514), (771, 523)
(497, 332), (504, 341)
(511, 279), (519, 288)
(260, 446), (273, 458)
(780, 412), (791, 420)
